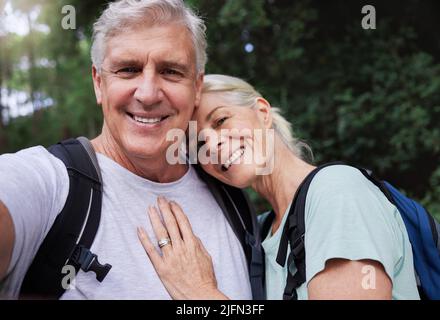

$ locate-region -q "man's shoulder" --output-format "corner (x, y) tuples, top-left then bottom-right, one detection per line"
(1, 145), (63, 168)
(2, 145), (50, 158)
(0, 144), (69, 190)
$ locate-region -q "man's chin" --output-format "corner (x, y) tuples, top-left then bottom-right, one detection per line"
(122, 138), (170, 159)
(126, 145), (166, 159)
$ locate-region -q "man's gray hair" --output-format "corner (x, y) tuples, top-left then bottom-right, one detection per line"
(91, 0), (207, 74)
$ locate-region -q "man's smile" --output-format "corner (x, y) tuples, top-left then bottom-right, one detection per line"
(126, 112), (172, 129)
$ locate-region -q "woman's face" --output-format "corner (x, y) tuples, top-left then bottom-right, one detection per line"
(192, 92), (273, 188)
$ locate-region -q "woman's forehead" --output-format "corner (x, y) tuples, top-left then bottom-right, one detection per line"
(197, 93), (225, 116)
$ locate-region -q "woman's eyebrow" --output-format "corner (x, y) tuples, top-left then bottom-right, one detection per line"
(205, 106), (226, 122)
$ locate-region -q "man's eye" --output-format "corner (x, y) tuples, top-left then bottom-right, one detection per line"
(116, 67), (140, 74)
(161, 69), (183, 76)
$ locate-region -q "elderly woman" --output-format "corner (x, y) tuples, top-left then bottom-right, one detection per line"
(137, 74), (420, 300)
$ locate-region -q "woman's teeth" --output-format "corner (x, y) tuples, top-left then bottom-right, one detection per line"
(222, 148), (245, 171)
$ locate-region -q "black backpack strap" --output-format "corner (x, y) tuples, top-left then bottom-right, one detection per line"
(77, 136), (103, 183)
(193, 164), (265, 300)
(20, 137), (111, 299)
(221, 185), (266, 300)
(276, 162), (344, 300)
(260, 211), (275, 241)
(259, 210), (275, 298)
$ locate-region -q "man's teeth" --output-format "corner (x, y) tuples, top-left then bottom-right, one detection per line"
(133, 115), (163, 124)
(223, 148), (245, 170)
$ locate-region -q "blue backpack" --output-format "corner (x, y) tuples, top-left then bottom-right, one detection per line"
(383, 181), (440, 299)
(261, 162), (440, 300)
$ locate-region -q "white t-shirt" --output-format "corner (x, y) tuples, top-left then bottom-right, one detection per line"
(0, 146), (252, 299)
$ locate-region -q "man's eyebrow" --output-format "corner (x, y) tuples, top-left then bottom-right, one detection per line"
(206, 106), (227, 122)
(107, 58), (143, 68)
(158, 61), (191, 73)
(107, 59), (192, 73)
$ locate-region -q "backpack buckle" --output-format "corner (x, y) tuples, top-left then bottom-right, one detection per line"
(70, 245), (112, 282)
(291, 234), (305, 259)
(283, 290), (298, 300)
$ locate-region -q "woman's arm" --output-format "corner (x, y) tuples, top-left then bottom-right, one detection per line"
(137, 196), (229, 300)
(308, 258), (392, 300)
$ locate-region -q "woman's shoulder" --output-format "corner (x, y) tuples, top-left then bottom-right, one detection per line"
(309, 164), (372, 194)
(314, 164), (365, 181)
(305, 164), (397, 217)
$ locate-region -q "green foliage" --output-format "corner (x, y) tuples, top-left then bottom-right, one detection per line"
(1, 0), (102, 150)
(1, 0), (439, 219)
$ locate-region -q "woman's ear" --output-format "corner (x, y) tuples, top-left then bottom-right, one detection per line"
(255, 97), (273, 129)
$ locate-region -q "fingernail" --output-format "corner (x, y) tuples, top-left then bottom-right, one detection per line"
(137, 227), (144, 238)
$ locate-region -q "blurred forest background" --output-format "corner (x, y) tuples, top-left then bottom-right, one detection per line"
(0, 0), (439, 218)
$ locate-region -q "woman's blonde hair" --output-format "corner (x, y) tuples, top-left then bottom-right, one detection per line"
(202, 74), (313, 162)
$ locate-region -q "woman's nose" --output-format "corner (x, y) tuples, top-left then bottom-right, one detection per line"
(205, 130), (225, 153)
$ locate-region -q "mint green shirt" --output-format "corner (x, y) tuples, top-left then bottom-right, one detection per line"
(261, 165), (420, 300)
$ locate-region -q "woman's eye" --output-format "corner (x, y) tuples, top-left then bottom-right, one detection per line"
(215, 117), (228, 127)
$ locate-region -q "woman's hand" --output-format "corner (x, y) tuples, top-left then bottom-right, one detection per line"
(137, 196), (229, 300)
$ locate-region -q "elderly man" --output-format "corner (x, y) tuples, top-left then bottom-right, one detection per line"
(0, 0), (261, 299)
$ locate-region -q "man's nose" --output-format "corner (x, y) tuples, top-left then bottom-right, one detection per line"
(133, 71), (163, 105)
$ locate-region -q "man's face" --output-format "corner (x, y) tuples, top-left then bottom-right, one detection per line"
(92, 23), (203, 160)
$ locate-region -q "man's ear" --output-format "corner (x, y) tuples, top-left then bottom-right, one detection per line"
(194, 73), (204, 109)
(92, 65), (103, 105)
(256, 97), (273, 129)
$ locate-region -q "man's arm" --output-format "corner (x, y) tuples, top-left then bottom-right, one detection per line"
(308, 258), (392, 299)
(0, 200), (15, 281)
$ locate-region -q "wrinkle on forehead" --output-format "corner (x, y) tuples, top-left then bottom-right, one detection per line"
(103, 23), (196, 70)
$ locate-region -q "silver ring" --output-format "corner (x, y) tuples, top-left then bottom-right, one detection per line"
(158, 237), (172, 248)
